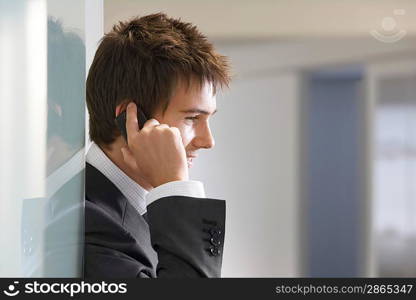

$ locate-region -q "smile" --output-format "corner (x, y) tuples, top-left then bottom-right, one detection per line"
(186, 156), (196, 167)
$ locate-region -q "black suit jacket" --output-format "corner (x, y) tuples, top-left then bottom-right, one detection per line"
(84, 162), (226, 278)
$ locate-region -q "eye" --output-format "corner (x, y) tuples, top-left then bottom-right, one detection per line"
(185, 115), (200, 122)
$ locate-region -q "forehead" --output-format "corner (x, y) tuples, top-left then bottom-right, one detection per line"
(167, 79), (217, 112)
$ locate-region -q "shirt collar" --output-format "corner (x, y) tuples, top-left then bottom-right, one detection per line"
(85, 142), (148, 215)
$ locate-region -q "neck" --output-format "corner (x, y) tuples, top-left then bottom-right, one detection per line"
(98, 138), (153, 191)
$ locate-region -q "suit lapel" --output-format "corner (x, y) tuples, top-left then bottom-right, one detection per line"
(85, 163), (153, 243)
(85, 162), (127, 223)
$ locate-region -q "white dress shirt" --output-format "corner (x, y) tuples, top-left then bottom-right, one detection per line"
(85, 142), (205, 215)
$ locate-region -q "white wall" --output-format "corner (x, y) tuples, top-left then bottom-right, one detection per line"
(191, 71), (302, 276)
(0, 0), (47, 276)
(104, 0), (416, 39)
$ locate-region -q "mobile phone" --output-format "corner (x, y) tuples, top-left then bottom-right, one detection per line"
(115, 106), (148, 142)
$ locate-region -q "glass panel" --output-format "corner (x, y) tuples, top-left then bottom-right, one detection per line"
(374, 75), (416, 276)
(0, 0), (85, 277)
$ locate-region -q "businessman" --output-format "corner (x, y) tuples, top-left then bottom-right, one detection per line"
(84, 13), (231, 277)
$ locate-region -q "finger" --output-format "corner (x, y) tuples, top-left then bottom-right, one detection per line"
(170, 126), (180, 134)
(142, 118), (160, 129)
(126, 102), (139, 137)
(156, 124), (170, 129)
(120, 146), (138, 169)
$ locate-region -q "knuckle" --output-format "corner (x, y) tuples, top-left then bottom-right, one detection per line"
(168, 128), (180, 138)
(141, 126), (152, 135)
(155, 124), (169, 135)
(170, 127), (180, 135)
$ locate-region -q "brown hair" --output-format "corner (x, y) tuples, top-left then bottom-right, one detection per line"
(86, 12), (231, 146)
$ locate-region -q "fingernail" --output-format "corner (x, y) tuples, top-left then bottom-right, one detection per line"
(128, 102), (135, 109)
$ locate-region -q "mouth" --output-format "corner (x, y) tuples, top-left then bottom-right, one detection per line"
(186, 154), (197, 168)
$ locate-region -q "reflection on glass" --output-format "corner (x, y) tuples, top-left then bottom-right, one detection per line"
(20, 14), (85, 276)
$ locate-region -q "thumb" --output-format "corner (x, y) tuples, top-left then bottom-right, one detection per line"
(121, 146), (138, 169)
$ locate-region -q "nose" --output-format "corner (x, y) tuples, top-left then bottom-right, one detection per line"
(193, 122), (215, 150)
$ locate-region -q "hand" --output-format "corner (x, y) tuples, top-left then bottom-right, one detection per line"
(120, 102), (189, 187)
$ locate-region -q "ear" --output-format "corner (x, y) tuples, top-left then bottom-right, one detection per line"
(115, 101), (130, 117)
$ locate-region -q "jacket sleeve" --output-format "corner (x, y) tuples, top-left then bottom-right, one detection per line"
(146, 196), (225, 277)
(84, 196), (225, 278)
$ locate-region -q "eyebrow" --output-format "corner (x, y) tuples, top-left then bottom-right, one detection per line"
(180, 108), (218, 115)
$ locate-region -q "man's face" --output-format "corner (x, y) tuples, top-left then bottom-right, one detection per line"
(153, 79), (217, 168)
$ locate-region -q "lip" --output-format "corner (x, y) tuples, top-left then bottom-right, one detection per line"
(186, 154), (196, 168)
(186, 153), (198, 159)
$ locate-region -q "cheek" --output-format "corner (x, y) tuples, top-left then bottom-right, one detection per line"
(176, 124), (195, 147)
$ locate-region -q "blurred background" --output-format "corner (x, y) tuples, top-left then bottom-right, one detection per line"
(0, 0), (415, 277)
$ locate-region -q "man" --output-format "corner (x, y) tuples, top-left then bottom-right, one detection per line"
(84, 13), (231, 277)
